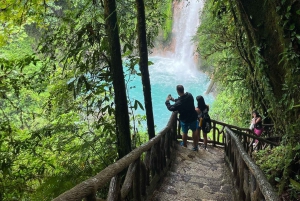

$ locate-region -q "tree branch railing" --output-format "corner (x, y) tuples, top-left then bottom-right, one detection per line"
(224, 127), (280, 201)
(53, 112), (178, 201)
(185, 119), (279, 200)
(204, 120), (279, 155)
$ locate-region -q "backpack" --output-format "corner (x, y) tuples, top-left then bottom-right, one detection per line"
(202, 112), (212, 133)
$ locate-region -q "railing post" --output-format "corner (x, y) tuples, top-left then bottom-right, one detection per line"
(177, 118), (181, 138)
(165, 131), (171, 159)
(144, 150), (151, 185)
(150, 144), (157, 175)
(213, 121), (216, 146)
(85, 193), (97, 201)
(172, 112), (178, 142)
(133, 159), (141, 201)
(107, 176), (121, 201)
(243, 135), (247, 151)
(140, 161), (147, 196)
(238, 161), (245, 200)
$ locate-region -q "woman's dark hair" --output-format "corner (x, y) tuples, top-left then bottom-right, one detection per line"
(252, 110), (259, 116)
(196, 95), (206, 111)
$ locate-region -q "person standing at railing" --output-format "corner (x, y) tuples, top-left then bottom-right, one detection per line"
(251, 110), (264, 145)
(165, 85), (198, 150)
(195, 95), (209, 151)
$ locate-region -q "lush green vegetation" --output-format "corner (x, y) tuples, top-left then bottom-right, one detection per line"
(196, 0), (300, 199)
(2, 0), (300, 200)
(162, 0), (173, 41)
(0, 0), (170, 200)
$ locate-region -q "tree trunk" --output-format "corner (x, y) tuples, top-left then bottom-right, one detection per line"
(104, 0), (131, 158)
(135, 0), (155, 139)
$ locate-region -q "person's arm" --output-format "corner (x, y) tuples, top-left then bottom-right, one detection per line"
(254, 117), (262, 124)
(165, 99), (181, 111)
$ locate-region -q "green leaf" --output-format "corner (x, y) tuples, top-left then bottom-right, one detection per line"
(136, 100), (144, 110)
(133, 100), (138, 110)
(290, 179), (300, 191)
(276, 6), (281, 12)
(275, 177), (281, 182)
(296, 9), (300, 15)
(293, 144), (300, 150)
(289, 24), (295, 30)
(134, 100), (144, 110)
(148, 61), (154, 66)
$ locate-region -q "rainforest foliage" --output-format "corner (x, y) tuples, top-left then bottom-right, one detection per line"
(2, 0), (300, 200)
(0, 0), (170, 200)
(196, 0), (300, 199)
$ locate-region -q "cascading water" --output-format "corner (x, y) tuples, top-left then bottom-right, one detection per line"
(128, 0), (213, 132)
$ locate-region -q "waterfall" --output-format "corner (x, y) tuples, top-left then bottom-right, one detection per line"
(150, 0), (205, 81)
(172, 0), (204, 69)
(128, 0), (212, 131)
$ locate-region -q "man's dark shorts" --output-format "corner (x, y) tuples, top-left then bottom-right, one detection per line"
(180, 120), (197, 134)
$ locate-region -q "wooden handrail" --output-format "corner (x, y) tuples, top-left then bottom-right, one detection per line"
(225, 127), (279, 201)
(53, 112), (178, 201)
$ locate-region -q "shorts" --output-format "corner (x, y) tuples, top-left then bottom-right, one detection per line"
(254, 128), (263, 136)
(180, 120), (197, 134)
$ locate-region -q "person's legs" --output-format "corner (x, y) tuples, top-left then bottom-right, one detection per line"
(194, 129), (200, 147)
(192, 121), (199, 148)
(180, 121), (188, 147)
(192, 130), (198, 150)
(190, 120), (198, 150)
(203, 132), (208, 150)
(182, 133), (188, 147)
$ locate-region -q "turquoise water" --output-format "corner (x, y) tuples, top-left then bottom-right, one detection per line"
(127, 56), (214, 132)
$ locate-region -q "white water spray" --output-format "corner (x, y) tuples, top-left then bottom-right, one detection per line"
(172, 0), (204, 68)
(150, 0), (205, 82)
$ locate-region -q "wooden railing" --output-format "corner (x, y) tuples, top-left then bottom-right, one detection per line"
(187, 119), (279, 200)
(53, 116), (280, 201)
(224, 127), (280, 201)
(202, 120), (279, 156)
(53, 112), (178, 201)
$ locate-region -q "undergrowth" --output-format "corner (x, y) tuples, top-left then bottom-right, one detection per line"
(253, 145), (300, 200)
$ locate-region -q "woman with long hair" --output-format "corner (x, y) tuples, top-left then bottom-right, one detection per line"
(251, 110), (263, 144)
(195, 95), (209, 150)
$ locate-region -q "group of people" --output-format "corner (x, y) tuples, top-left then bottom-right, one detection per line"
(165, 85), (209, 151)
(165, 84), (264, 151)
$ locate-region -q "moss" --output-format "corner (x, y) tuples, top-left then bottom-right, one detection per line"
(162, 0), (173, 41)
